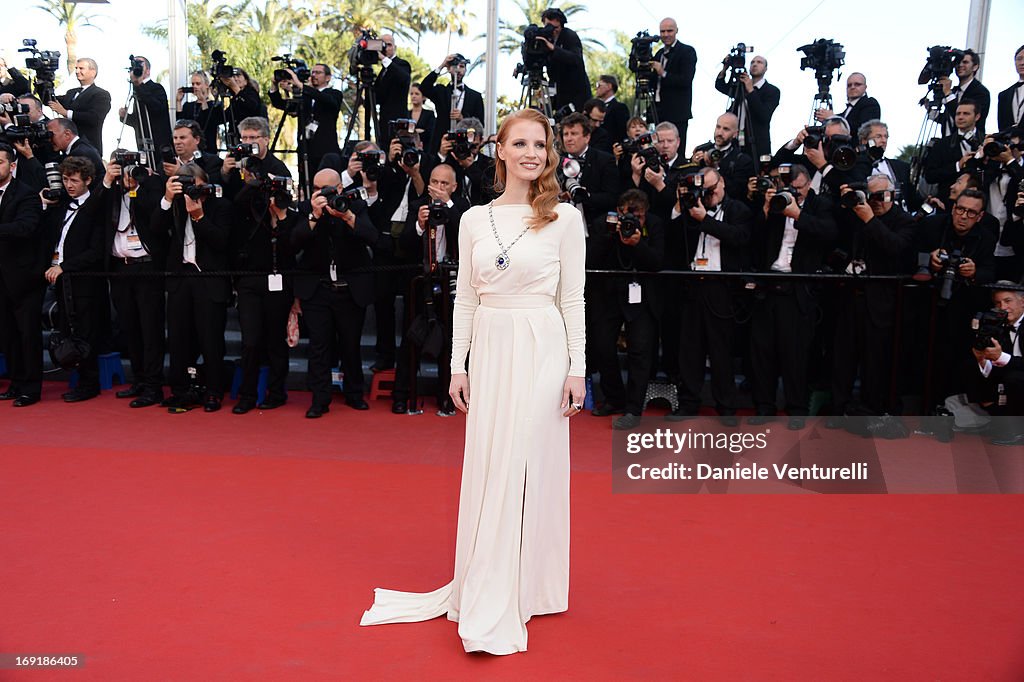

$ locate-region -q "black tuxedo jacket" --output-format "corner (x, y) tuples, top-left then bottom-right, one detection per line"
(916, 213), (996, 285)
(229, 185), (298, 276)
(449, 154), (498, 207)
(714, 146), (755, 202)
(839, 96), (881, 139)
(56, 85), (112, 155)
(547, 27), (591, 111)
(715, 77), (781, 158)
(269, 85), (342, 161)
(0, 177), (46, 298)
(603, 98), (630, 146)
(838, 205), (915, 326)
(290, 206), (377, 307)
(0, 67), (30, 97)
(43, 191), (105, 297)
(154, 195), (232, 301)
(923, 132), (977, 201)
(996, 81), (1024, 132)
(375, 57), (412, 127)
(99, 176), (167, 268)
(672, 197), (752, 273)
(399, 195), (470, 266)
(179, 100), (224, 153)
(943, 79), (991, 135)
(63, 138), (104, 183)
(412, 109), (436, 152)
(574, 147), (621, 226)
(123, 80), (172, 153)
(586, 212), (665, 319)
(419, 71), (485, 156)
(652, 41), (698, 124)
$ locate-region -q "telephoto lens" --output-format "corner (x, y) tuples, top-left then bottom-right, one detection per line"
(42, 162), (65, 201)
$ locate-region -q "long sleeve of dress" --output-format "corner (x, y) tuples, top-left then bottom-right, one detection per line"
(557, 210), (587, 377)
(450, 217), (479, 375)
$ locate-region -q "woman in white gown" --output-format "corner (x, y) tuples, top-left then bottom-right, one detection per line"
(360, 108), (587, 655)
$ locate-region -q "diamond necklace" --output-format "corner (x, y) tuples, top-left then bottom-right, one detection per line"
(488, 202), (532, 271)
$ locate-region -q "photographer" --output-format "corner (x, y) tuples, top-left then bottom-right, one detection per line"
(830, 176), (915, 418)
(40, 156), (105, 403)
(291, 168), (378, 418)
(813, 73), (881, 139)
(628, 121), (694, 215)
(215, 68), (266, 142)
(668, 167), (751, 421)
(586, 189), (664, 430)
(582, 98), (612, 154)
(176, 71), (223, 153)
(595, 75), (629, 145)
(269, 62), (341, 176)
(535, 9), (590, 112)
(773, 116), (868, 196)
(748, 163), (837, 423)
(99, 150), (166, 407)
(0, 58), (30, 98)
(856, 120), (921, 213)
(436, 118), (496, 206)
(651, 17), (697, 151)
(923, 100), (984, 207)
(0, 94), (59, 172)
(228, 158), (299, 414)
(154, 162), (232, 412)
(221, 116), (290, 199)
(971, 284), (1024, 444)
(0, 142), (46, 407)
(940, 50), (991, 136)
(715, 53), (779, 160)
(558, 112), (619, 226)
(164, 119), (223, 184)
(420, 53), (484, 157)
(46, 117), (103, 187)
(691, 113), (754, 202)
(373, 34), (412, 145)
(391, 163), (469, 415)
(48, 58), (111, 155)
(916, 188), (996, 409)
(996, 46), (1024, 131)
(118, 55), (172, 155)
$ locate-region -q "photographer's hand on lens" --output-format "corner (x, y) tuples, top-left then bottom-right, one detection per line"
(618, 225), (642, 246)
(38, 188), (58, 206)
(644, 166), (666, 191)
(938, 76), (952, 96)
(840, 184), (873, 223)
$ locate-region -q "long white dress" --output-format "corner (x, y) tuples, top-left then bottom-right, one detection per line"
(360, 202), (587, 655)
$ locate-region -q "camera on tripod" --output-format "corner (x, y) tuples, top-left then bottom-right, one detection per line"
(448, 129), (479, 161)
(319, 185), (368, 214)
(351, 29), (384, 73)
(514, 24), (555, 81)
(677, 173), (706, 209)
(126, 54), (148, 78)
(917, 45), (965, 86)
(558, 156), (589, 202)
(271, 54), (310, 84)
(804, 126), (858, 171)
(724, 42), (754, 77)
(628, 31), (660, 92)
(797, 38), (845, 78)
(389, 119), (421, 167)
(19, 38), (60, 103)
(210, 50), (240, 79)
(972, 309), (1010, 351)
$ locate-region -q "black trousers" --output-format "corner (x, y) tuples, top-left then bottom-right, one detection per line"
(750, 288), (814, 415)
(831, 289), (895, 416)
(656, 279), (683, 381)
(0, 279), (44, 398)
(592, 304), (657, 415)
(372, 269), (410, 366)
(110, 261), (165, 397)
(678, 281), (738, 415)
(236, 276), (292, 403)
(56, 278), (103, 394)
(303, 283), (366, 407)
(166, 275), (228, 397)
(393, 283), (453, 406)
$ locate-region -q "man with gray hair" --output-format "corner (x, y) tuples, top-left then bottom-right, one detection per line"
(220, 116), (290, 198)
(49, 57), (111, 155)
(857, 119), (919, 212)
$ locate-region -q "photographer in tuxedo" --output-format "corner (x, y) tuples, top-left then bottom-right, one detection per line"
(119, 56), (173, 155)
(996, 46), (1024, 131)
(923, 100), (984, 205)
(856, 120), (921, 212)
(971, 284), (1024, 445)
(40, 156), (105, 403)
(536, 8), (591, 112)
(0, 143), (46, 407)
(558, 112), (620, 227)
(651, 17), (697, 151)
(420, 54), (484, 157)
(373, 35), (412, 146)
(220, 116), (290, 199)
(163, 119), (223, 183)
(176, 71), (223, 153)
(715, 53), (780, 160)
(46, 118), (103, 184)
(939, 50), (991, 136)
(595, 75), (629, 146)
(269, 63), (342, 176)
(691, 112), (755, 201)
(49, 58), (111, 156)
(813, 72), (880, 139)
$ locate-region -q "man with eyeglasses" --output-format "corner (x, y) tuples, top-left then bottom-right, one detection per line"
(220, 116), (290, 198)
(581, 98), (611, 154)
(373, 34), (412, 147)
(813, 72), (881, 141)
(270, 62), (342, 177)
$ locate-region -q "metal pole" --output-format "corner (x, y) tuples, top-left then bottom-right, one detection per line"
(167, 0), (188, 123)
(485, 0), (499, 135)
(965, 0), (991, 80)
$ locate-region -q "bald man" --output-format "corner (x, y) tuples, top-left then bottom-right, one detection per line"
(714, 52), (780, 159)
(814, 72), (881, 139)
(651, 17), (697, 151)
(691, 113), (754, 201)
(292, 168), (380, 418)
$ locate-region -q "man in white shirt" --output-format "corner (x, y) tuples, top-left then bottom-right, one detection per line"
(49, 57), (111, 155)
(972, 284), (1024, 445)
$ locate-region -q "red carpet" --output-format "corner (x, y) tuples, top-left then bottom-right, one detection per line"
(2, 384), (1023, 680)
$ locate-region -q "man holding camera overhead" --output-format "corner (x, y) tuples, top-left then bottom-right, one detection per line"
(118, 56), (172, 156)
(420, 53), (484, 157)
(269, 63), (341, 176)
(49, 58), (111, 156)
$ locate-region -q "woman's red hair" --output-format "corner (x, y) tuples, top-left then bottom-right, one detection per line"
(492, 108), (561, 229)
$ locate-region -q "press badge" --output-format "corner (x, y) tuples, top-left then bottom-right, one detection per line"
(126, 230), (144, 251)
(694, 258), (710, 271)
(128, 189), (138, 199)
(329, 262), (338, 282)
(306, 120), (319, 137)
(628, 281), (642, 304)
(268, 274), (283, 291)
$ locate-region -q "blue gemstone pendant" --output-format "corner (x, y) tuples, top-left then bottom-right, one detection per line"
(495, 253), (510, 270)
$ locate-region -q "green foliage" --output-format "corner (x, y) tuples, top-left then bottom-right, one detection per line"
(584, 31), (636, 112)
(896, 144), (919, 164)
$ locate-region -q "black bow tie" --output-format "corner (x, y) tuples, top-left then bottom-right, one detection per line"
(69, 200), (79, 209)
(1015, 81), (1024, 89)
(454, 84), (464, 91)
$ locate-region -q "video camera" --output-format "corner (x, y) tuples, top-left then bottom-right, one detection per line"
(804, 126), (858, 171)
(558, 156), (589, 203)
(917, 45), (965, 86)
(210, 50), (240, 80)
(628, 31), (660, 93)
(515, 24), (555, 81)
(351, 29), (384, 75)
(19, 39), (60, 103)
(272, 54), (310, 84)
(972, 309), (1011, 351)
(319, 185), (368, 214)
(724, 42), (754, 77)
(797, 38), (845, 102)
(389, 118), (421, 167)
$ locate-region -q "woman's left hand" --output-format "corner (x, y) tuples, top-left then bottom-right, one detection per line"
(561, 376), (586, 417)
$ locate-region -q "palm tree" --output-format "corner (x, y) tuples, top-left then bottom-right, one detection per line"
(35, 0), (100, 75)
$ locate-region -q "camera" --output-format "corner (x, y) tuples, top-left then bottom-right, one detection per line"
(677, 173), (706, 210)
(42, 162), (66, 202)
(259, 174), (293, 209)
(0, 102), (29, 116)
(389, 118), (421, 167)
(552, 103), (576, 124)
(229, 142), (260, 161)
(862, 137), (885, 162)
(638, 145), (662, 174)
(797, 38), (845, 77)
(724, 42), (754, 76)
(128, 54), (146, 78)
(840, 182), (868, 208)
(114, 150), (150, 181)
(176, 175), (223, 201)
(319, 185), (368, 214)
(558, 156), (589, 203)
(628, 30), (660, 93)
(179, 86), (194, 95)
(271, 54), (310, 83)
(620, 211), (642, 238)
(428, 199), (450, 227)
(351, 29), (384, 73)
(356, 150), (384, 181)
(692, 141), (722, 165)
(448, 129), (478, 161)
(769, 187), (799, 214)
(210, 50), (240, 79)
(983, 131), (1021, 158)
(917, 45), (965, 86)
(3, 118), (52, 146)
(972, 309), (1011, 351)
(523, 23), (557, 57)
(753, 155), (775, 193)
(804, 129), (857, 171)
(936, 248), (962, 301)
(19, 39), (60, 103)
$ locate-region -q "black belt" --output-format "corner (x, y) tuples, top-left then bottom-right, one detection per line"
(116, 255), (153, 264)
(320, 278), (349, 288)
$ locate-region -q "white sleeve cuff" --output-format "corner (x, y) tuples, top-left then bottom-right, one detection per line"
(994, 352), (1012, 368)
(160, 197), (172, 210)
(66, 110), (73, 119)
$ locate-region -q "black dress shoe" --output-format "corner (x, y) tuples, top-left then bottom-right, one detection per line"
(345, 397), (369, 410)
(991, 433), (1024, 447)
(591, 403), (626, 417)
(63, 389), (99, 403)
(257, 396), (286, 410)
(0, 389), (18, 400)
(391, 400), (408, 414)
(665, 408), (698, 422)
(747, 414), (777, 425)
(203, 395), (222, 413)
(232, 398), (256, 414)
(129, 396), (159, 408)
(306, 404), (330, 419)
(370, 361), (394, 373)
(116, 384), (142, 399)
(12, 395), (40, 407)
(612, 413), (642, 430)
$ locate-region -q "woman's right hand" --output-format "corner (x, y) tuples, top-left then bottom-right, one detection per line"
(449, 374), (470, 414)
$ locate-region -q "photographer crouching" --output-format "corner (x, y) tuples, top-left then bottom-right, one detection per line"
(392, 163), (469, 415)
(970, 283), (1024, 445)
(587, 189), (664, 429)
